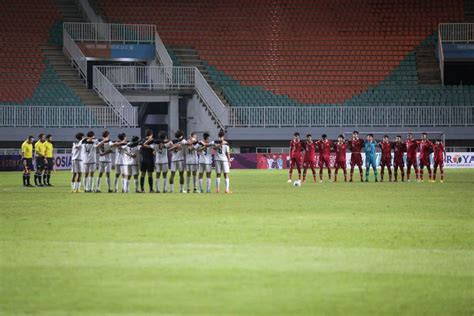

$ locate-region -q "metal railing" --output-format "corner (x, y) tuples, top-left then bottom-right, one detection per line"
(195, 70), (228, 129)
(438, 31), (445, 85)
(93, 68), (136, 127)
(63, 22), (155, 43)
(228, 106), (474, 127)
(77, 0), (103, 23)
(96, 66), (195, 90)
(155, 31), (173, 68)
(63, 30), (88, 80)
(439, 23), (474, 43)
(0, 106), (138, 128)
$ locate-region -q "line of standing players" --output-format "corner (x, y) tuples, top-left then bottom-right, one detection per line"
(288, 131), (446, 183)
(70, 129), (232, 194)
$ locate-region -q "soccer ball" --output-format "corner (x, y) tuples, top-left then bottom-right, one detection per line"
(293, 180), (301, 187)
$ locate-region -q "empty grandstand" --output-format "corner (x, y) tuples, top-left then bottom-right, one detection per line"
(0, 0), (473, 149)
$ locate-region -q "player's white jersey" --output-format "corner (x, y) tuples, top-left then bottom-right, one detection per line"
(71, 140), (84, 161)
(150, 142), (169, 164)
(185, 142), (199, 165)
(115, 144), (126, 166)
(214, 143), (230, 162)
(122, 145), (140, 166)
(98, 141), (113, 163)
(170, 139), (187, 162)
(198, 142), (213, 165)
(83, 139), (99, 164)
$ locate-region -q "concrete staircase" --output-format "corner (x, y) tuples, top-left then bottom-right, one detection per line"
(40, 0), (107, 106)
(465, 0), (474, 22)
(41, 44), (106, 106)
(169, 46), (231, 108)
(415, 42), (442, 85)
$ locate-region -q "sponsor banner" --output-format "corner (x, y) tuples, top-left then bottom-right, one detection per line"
(78, 43), (155, 60)
(1, 152), (473, 171)
(230, 153), (258, 169)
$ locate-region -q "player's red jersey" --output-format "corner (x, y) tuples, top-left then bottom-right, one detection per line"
(418, 140), (433, 160)
(335, 142), (347, 162)
(304, 141), (317, 162)
(289, 140), (303, 159)
(405, 139), (418, 159)
(348, 139), (364, 154)
(317, 140), (333, 157)
(379, 141), (392, 163)
(393, 141), (405, 164)
(433, 143), (445, 162)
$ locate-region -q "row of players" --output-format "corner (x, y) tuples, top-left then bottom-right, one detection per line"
(288, 131), (446, 183)
(70, 129), (231, 193)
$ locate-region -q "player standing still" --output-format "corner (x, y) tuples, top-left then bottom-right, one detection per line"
(34, 133), (47, 187)
(21, 136), (34, 187)
(288, 132), (303, 182)
(405, 133), (419, 181)
(364, 134), (378, 182)
(197, 132), (213, 193)
(348, 131), (364, 182)
(140, 129), (155, 193)
(393, 135), (406, 182)
(71, 133), (85, 193)
(96, 131), (113, 193)
(43, 135), (54, 186)
(169, 130), (187, 193)
(214, 130), (231, 194)
(333, 135), (347, 182)
(418, 132), (433, 182)
(379, 135), (392, 182)
(83, 131), (99, 193)
(302, 134), (317, 183)
(185, 132), (199, 193)
(432, 140), (446, 183)
(316, 134), (333, 182)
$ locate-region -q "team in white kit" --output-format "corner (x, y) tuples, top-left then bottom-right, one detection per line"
(70, 129), (231, 194)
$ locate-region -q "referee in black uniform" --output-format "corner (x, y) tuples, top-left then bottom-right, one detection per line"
(140, 129), (155, 193)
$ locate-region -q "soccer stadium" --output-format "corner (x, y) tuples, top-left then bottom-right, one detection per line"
(0, 0), (473, 314)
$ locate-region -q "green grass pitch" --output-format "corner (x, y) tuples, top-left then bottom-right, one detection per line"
(0, 169), (473, 315)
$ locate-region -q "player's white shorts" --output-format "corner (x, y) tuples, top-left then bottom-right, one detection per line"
(199, 163), (212, 174)
(122, 165), (139, 176)
(71, 160), (83, 173)
(215, 161), (230, 174)
(83, 163), (96, 173)
(155, 163), (168, 173)
(186, 164), (198, 172)
(98, 161), (111, 173)
(170, 160), (185, 172)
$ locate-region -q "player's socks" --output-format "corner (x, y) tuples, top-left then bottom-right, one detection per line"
(216, 178), (221, 192)
(77, 181), (82, 192)
(90, 177), (95, 192)
(97, 177), (101, 191)
(121, 179), (126, 192)
(148, 176), (153, 191)
(27, 174), (31, 186)
(140, 177), (145, 192)
(163, 179), (167, 192)
(206, 178), (211, 193)
(84, 176), (89, 191)
(106, 176), (111, 191)
(180, 184), (185, 193)
(186, 176), (191, 191)
(134, 179), (139, 192)
(225, 178), (230, 192)
(169, 183), (174, 193)
(199, 178), (203, 192)
(155, 178), (160, 192)
(71, 182), (76, 192)
(115, 176), (119, 192)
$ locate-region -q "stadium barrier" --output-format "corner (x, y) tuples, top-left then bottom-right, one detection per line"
(228, 106), (474, 127)
(95, 66), (195, 90)
(63, 30), (88, 80)
(92, 68), (137, 127)
(0, 106), (138, 128)
(63, 22), (155, 44)
(1, 152), (472, 171)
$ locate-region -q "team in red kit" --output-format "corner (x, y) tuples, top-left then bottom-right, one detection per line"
(288, 131), (446, 183)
